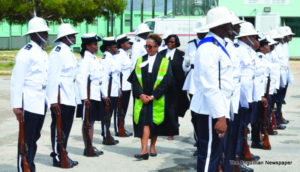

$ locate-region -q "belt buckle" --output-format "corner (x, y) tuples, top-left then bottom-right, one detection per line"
(252, 76), (255, 80)
(42, 85), (46, 90)
(73, 78), (76, 83)
(99, 81), (102, 85)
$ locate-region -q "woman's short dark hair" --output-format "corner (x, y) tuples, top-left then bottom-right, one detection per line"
(147, 33), (162, 46)
(165, 34), (180, 47)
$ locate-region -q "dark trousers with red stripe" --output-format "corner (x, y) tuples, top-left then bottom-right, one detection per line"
(18, 111), (45, 172)
(194, 113), (222, 172)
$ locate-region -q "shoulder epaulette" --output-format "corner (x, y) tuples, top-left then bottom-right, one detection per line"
(234, 43), (239, 48)
(102, 54), (106, 59)
(188, 39), (196, 43)
(137, 39), (140, 42)
(55, 46), (61, 52)
(225, 42), (228, 47)
(259, 55), (263, 58)
(24, 44), (32, 50)
(213, 39), (219, 46)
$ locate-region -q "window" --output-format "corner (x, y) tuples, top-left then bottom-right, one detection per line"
(282, 18), (300, 37)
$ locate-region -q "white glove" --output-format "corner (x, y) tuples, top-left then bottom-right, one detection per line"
(184, 56), (191, 67)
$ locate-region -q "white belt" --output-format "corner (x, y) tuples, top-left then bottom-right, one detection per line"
(241, 74), (255, 80)
(25, 83), (47, 90)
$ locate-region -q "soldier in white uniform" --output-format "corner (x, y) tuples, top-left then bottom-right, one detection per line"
(131, 23), (152, 67)
(100, 37), (121, 145)
(222, 14), (246, 172)
(235, 22), (263, 165)
(115, 34), (133, 137)
(76, 33), (104, 156)
(189, 7), (235, 172)
(11, 16), (50, 172)
(47, 23), (79, 167)
(269, 29), (287, 129)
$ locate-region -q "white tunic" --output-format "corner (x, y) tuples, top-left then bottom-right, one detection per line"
(182, 38), (200, 95)
(77, 51), (105, 101)
(275, 43), (289, 88)
(131, 37), (147, 68)
(237, 40), (256, 108)
(47, 42), (79, 106)
(190, 32), (233, 119)
(254, 52), (267, 101)
(101, 51), (121, 98)
(10, 40), (48, 115)
(115, 49), (132, 91)
(225, 38), (241, 114)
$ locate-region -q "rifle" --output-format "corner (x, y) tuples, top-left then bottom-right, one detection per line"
(83, 76), (94, 155)
(272, 104), (278, 130)
(19, 120), (30, 172)
(103, 73), (113, 144)
(262, 75), (271, 150)
(56, 86), (70, 167)
(117, 72), (126, 137)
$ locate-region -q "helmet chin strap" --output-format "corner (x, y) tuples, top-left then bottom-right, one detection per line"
(232, 30), (238, 36)
(36, 33), (47, 45)
(246, 36), (255, 46)
(65, 36), (75, 45)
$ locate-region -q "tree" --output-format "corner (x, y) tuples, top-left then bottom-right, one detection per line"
(0, 0), (127, 24)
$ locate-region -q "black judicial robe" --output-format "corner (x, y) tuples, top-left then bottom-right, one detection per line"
(160, 48), (190, 118)
(128, 53), (179, 138)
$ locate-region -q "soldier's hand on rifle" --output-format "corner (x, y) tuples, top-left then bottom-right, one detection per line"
(13, 108), (24, 122)
(83, 99), (90, 107)
(103, 98), (110, 105)
(215, 116), (227, 138)
(261, 97), (268, 108)
(50, 103), (61, 115)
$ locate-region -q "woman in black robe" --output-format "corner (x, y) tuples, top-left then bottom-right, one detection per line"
(128, 34), (177, 160)
(159, 34), (190, 140)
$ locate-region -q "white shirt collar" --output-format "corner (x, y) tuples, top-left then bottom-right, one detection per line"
(59, 42), (71, 51)
(166, 48), (176, 60)
(206, 32), (226, 46)
(84, 50), (96, 59)
(29, 40), (43, 51)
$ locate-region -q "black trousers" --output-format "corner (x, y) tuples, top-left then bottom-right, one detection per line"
(251, 101), (264, 143)
(50, 104), (75, 160)
(223, 113), (241, 172)
(195, 113), (222, 172)
(121, 90), (131, 125)
(18, 111), (45, 172)
(189, 94), (198, 145)
(101, 97), (118, 137)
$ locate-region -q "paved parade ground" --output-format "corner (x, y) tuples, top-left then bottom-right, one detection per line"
(0, 61), (299, 172)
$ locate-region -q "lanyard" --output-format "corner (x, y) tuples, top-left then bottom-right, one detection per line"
(197, 36), (230, 59)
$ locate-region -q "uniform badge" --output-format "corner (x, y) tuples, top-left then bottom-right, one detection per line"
(102, 54), (106, 59)
(55, 46), (61, 52)
(137, 39), (140, 42)
(234, 43), (239, 48)
(24, 44), (32, 50)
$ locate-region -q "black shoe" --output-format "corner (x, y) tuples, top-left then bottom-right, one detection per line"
(68, 157), (78, 167)
(125, 130), (133, 136)
(277, 124), (286, 130)
(134, 153), (149, 160)
(282, 118), (289, 124)
(251, 141), (264, 149)
(251, 153), (260, 161)
(150, 153), (157, 157)
(103, 136), (119, 145)
(193, 150), (198, 156)
(83, 147), (103, 157)
(240, 164), (254, 172)
(269, 130), (278, 135)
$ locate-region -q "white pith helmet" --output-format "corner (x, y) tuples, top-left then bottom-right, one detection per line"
(269, 29), (283, 39)
(136, 23), (152, 35)
(236, 22), (258, 38)
(284, 26), (295, 36)
(25, 17), (51, 35)
(205, 6), (236, 29)
(54, 23), (78, 42)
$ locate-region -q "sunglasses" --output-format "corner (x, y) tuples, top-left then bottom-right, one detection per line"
(144, 45), (157, 50)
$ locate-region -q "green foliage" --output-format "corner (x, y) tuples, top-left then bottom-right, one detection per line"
(0, 0), (127, 24)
